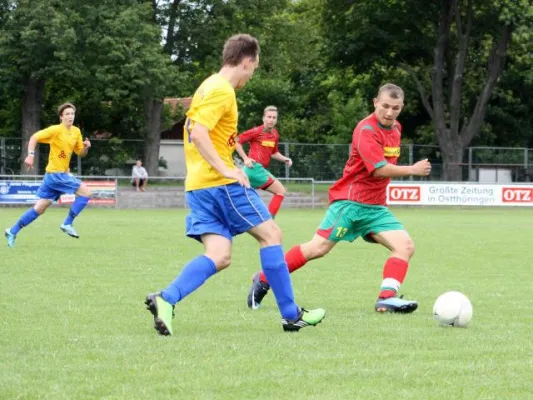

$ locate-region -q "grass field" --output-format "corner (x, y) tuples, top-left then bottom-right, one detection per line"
(1, 207), (532, 400)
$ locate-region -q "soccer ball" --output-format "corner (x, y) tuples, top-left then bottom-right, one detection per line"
(433, 291), (473, 327)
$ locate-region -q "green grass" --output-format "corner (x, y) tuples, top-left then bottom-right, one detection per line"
(1, 207), (532, 399)
(284, 182), (330, 193)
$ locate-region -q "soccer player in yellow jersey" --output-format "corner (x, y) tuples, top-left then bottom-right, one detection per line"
(145, 34), (326, 335)
(4, 103), (92, 247)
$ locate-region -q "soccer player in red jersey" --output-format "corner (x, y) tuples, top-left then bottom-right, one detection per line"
(247, 83), (432, 313)
(235, 106), (292, 217)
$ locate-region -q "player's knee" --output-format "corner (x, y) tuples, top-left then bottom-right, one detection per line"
(402, 238), (415, 259)
(311, 241), (331, 258)
(258, 222), (283, 247)
(302, 238), (331, 260)
(34, 205), (46, 215)
(210, 253), (232, 271)
(80, 187), (92, 197)
(33, 200), (51, 214)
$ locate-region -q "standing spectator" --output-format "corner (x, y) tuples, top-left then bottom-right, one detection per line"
(132, 160), (148, 191)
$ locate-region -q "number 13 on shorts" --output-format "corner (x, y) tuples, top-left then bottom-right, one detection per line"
(336, 226), (347, 238)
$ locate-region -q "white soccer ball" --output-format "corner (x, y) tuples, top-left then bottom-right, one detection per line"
(433, 291), (473, 327)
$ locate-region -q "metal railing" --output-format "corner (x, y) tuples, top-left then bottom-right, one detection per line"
(0, 175), (319, 208)
(3, 137), (533, 183)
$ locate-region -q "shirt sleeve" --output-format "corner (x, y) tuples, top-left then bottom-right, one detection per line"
(34, 125), (60, 144)
(187, 86), (231, 131)
(237, 127), (260, 144)
(273, 131), (280, 154)
(354, 125), (387, 173)
(73, 130), (84, 155)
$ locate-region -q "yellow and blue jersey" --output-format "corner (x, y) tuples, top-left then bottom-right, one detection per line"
(184, 73), (238, 191)
(34, 124), (84, 173)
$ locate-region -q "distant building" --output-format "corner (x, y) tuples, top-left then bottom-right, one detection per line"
(161, 97), (192, 140)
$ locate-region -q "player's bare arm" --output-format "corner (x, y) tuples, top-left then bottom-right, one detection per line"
(24, 134), (40, 170)
(191, 122), (250, 187)
(373, 159), (431, 178)
(235, 140), (255, 168)
(78, 138), (91, 157)
(271, 152), (292, 166)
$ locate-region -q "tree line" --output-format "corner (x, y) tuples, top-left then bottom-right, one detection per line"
(1, 0), (532, 179)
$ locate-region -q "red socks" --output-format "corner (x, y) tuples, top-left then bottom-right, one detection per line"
(378, 257), (409, 299)
(268, 194), (285, 217)
(259, 245), (307, 284)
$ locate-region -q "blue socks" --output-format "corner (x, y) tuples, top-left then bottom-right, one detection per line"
(10, 208), (40, 235)
(161, 255), (217, 305)
(9, 195), (89, 236)
(160, 246), (299, 321)
(260, 245), (299, 320)
(63, 196), (90, 225)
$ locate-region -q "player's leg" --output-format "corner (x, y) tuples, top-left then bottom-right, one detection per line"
(247, 220), (326, 331)
(217, 182), (324, 331)
(134, 178), (140, 191)
(248, 201), (349, 309)
(61, 179), (92, 238)
(141, 178), (147, 191)
(263, 178), (286, 218)
(146, 234), (230, 336)
(249, 234), (337, 308)
(243, 163), (285, 217)
(145, 187), (232, 336)
(5, 198), (53, 247)
(4, 174), (61, 247)
(365, 209), (418, 313)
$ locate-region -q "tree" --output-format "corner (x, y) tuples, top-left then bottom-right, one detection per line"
(322, 0), (533, 180)
(0, 0), (79, 173)
(0, 0), (174, 174)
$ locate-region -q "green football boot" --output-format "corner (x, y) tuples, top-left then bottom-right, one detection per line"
(282, 307), (326, 332)
(145, 292), (175, 336)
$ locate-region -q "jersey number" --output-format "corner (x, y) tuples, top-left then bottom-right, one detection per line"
(335, 227), (348, 238)
(227, 133), (236, 147)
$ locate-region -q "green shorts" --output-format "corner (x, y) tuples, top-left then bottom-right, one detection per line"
(243, 162), (276, 189)
(317, 200), (404, 243)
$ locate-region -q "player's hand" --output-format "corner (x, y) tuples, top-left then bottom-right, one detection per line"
(83, 138), (91, 148)
(412, 159), (431, 176)
(24, 155), (34, 170)
(224, 168), (250, 188)
(243, 157), (255, 168)
(284, 157), (293, 167)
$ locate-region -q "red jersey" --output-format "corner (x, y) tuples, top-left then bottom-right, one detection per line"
(237, 125), (279, 169)
(328, 113), (401, 206)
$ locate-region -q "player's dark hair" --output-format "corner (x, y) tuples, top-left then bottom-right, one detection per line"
(222, 34), (260, 66)
(378, 83), (404, 100)
(58, 102), (76, 117)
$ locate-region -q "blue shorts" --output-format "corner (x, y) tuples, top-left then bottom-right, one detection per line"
(36, 173), (82, 201)
(185, 182), (271, 242)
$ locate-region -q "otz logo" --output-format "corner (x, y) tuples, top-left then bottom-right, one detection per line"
(502, 188), (533, 203)
(388, 186), (421, 202)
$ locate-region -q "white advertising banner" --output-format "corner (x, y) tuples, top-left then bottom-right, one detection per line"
(387, 183), (533, 207)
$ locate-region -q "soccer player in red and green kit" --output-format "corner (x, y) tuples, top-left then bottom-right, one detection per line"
(235, 106), (292, 217)
(247, 83), (432, 313)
